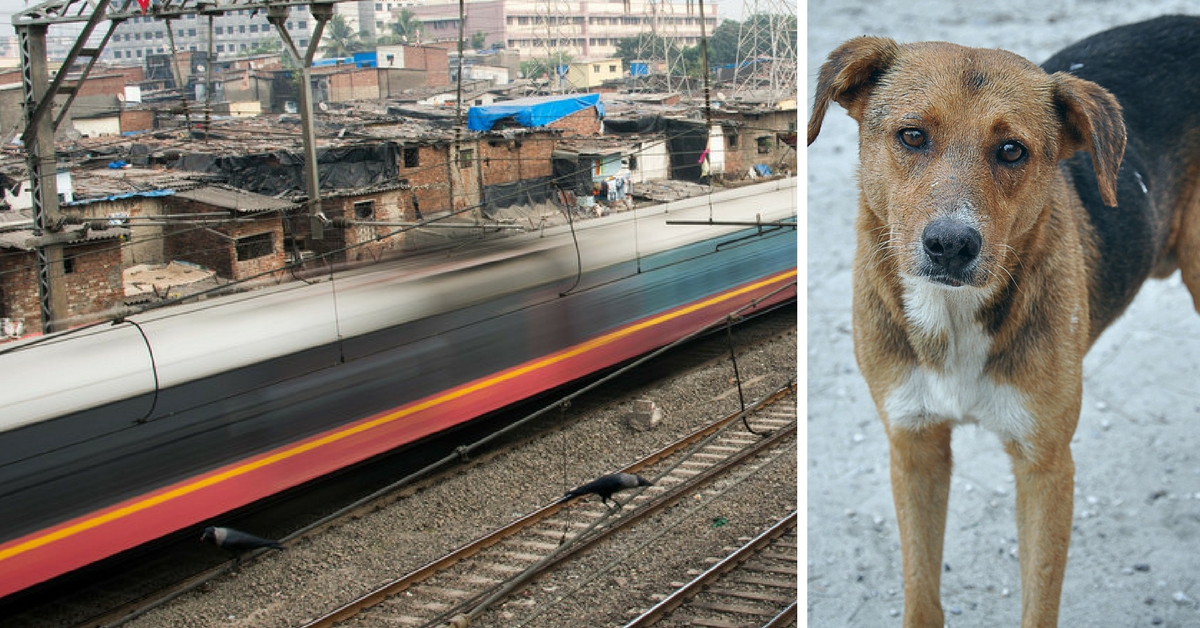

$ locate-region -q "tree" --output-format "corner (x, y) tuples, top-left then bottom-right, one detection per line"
(519, 51), (574, 81)
(378, 8), (424, 45)
(739, 13), (799, 59)
(613, 33), (679, 66)
(705, 19), (741, 67)
(250, 38), (283, 56)
(470, 31), (488, 50)
(320, 14), (370, 58)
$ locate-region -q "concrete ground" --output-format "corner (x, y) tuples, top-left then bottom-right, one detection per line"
(806, 1), (1200, 626)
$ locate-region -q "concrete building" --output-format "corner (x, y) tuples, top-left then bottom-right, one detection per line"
(563, 58), (623, 90)
(102, 11), (315, 64)
(403, 0), (717, 61)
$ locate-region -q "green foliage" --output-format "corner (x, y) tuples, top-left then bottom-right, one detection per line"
(250, 38), (283, 55)
(614, 12), (796, 77)
(380, 8), (424, 44)
(613, 32), (679, 66)
(320, 14), (371, 58)
(470, 31), (488, 50)
(519, 51), (574, 80)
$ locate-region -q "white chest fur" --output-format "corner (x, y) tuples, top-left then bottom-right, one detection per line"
(883, 277), (1035, 446)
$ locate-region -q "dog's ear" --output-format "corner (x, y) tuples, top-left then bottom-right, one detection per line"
(1050, 72), (1126, 207)
(808, 37), (899, 146)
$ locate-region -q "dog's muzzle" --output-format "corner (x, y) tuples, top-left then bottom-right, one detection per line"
(921, 219), (982, 286)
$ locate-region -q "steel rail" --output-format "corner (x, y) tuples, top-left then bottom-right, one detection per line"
(300, 383), (797, 628)
(620, 511), (798, 628)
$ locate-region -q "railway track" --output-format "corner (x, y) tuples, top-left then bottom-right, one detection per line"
(623, 512), (798, 628)
(301, 384), (797, 628)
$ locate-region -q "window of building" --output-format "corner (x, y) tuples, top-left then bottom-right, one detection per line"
(353, 200), (375, 219)
(236, 233), (274, 261)
(375, 2), (382, 9)
(250, 24), (259, 32)
(403, 146), (419, 168)
(728, 133), (739, 148)
(756, 136), (772, 154)
(593, 64), (600, 72)
(299, 39), (308, 47)
(298, 20), (307, 28)
(62, 255), (75, 275)
(188, 28), (196, 36)
(216, 44), (225, 52)
(609, 64), (617, 72)
(239, 25), (246, 33)
(215, 26), (223, 34)
(458, 148), (474, 168)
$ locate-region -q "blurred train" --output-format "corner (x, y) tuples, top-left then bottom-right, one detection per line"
(0, 179), (797, 598)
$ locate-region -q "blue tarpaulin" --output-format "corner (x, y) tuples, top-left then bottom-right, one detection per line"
(467, 93), (604, 132)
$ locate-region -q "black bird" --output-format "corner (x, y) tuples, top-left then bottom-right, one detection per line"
(559, 473), (653, 508)
(200, 526), (284, 551)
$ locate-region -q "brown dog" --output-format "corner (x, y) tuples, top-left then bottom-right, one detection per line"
(808, 15), (1200, 628)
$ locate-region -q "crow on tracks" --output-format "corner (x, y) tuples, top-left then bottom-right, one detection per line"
(201, 526), (284, 551)
(559, 473), (653, 509)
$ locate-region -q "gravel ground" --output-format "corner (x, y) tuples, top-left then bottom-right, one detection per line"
(807, 2), (1200, 627)
(121, 308), (796, 628)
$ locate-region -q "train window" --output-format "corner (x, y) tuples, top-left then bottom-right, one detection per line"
(354, 200), (375, 219)
(236, 233), (274, 261)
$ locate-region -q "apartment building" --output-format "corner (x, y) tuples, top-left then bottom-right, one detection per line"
(102, 11), (315, 63)
(403, 0), (718, 60)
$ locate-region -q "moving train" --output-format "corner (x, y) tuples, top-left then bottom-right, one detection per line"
(0, 178), (797, 598)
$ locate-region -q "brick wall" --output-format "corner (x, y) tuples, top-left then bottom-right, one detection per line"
(0, 239), (125, 332)
(63, 239), (125, 320)
(164, 199), (285, 281)
(408, 46), (450, 87)
(328, 68), (380, 102)
(478, 133), (555, 185)
(547, 107), (601, 136)
(324, 188), (411, 263)
(121, 108), (155, 133)
(398, 143), (455, 216)
(76, 74), (128, 98)
(0, 251), (37, 329)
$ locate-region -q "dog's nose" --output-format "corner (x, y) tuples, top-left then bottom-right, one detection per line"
(922, 219), (981, 273)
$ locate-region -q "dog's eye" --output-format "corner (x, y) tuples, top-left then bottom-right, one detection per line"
(899, 128), (926, 149)
(997, 141), (1027, 163)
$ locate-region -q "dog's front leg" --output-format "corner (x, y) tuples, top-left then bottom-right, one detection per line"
(1006, 439), (1075, 628)
(887, 421), (953, 628)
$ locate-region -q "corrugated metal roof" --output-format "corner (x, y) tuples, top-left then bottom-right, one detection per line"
(0, 223), (128, 251)
(172, 185), (298, 213)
